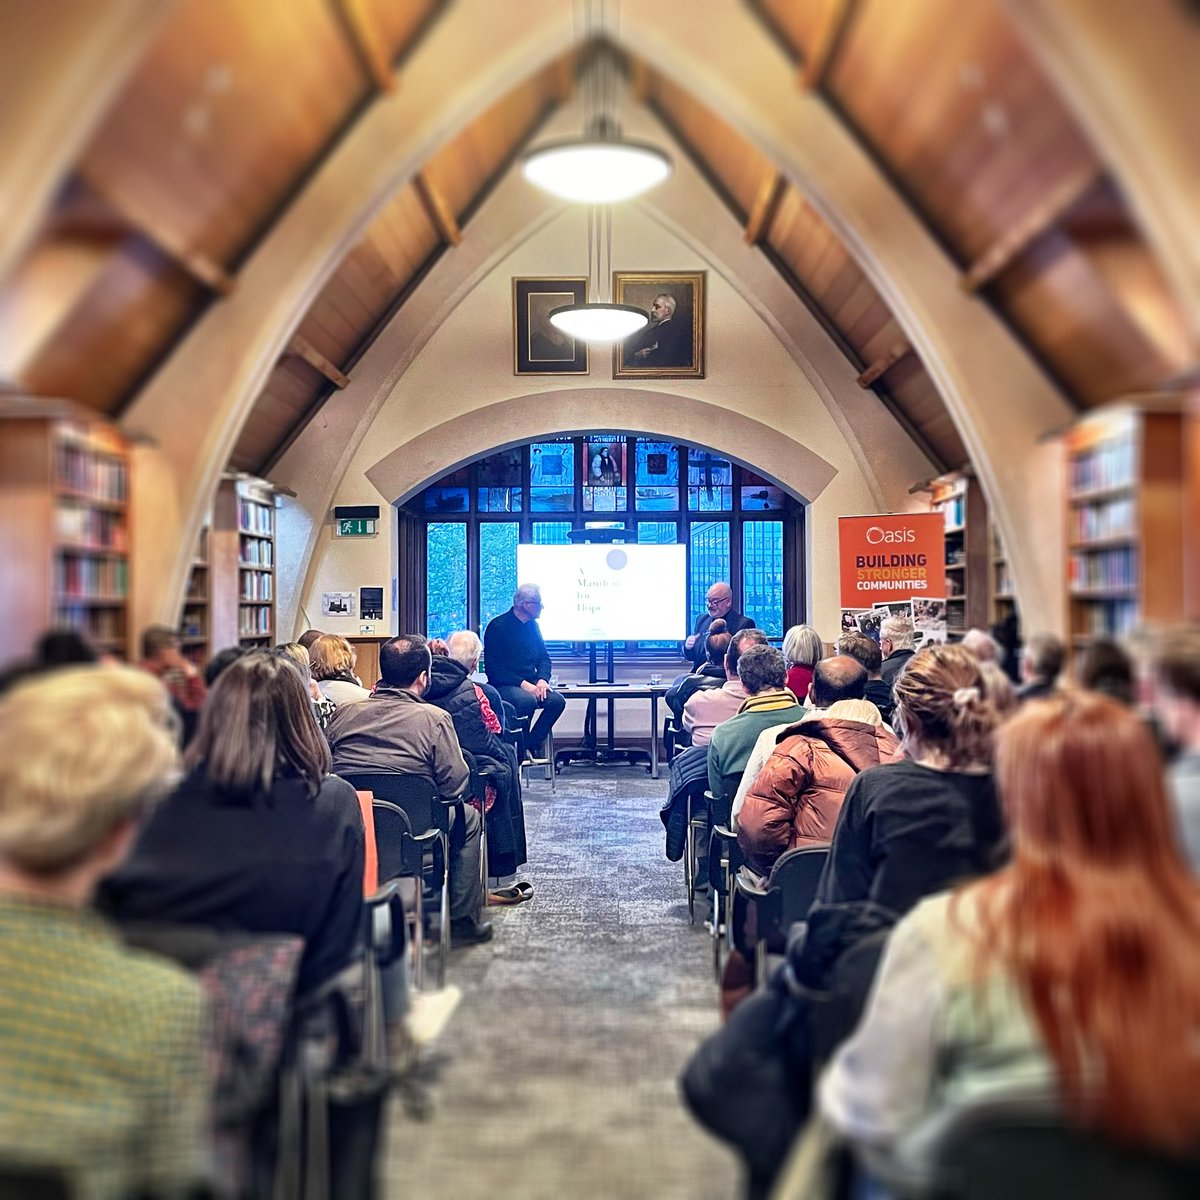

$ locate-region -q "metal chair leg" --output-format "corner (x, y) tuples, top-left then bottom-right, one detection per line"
(438, 833), (450, 989)
(684, 795), (695, 922)
(478, 797), (489, 897)
(711, 883), (722, 981)
(755, 938), (767, 989)
(545, 729), (556, 791)
(413, 880), (425, 991)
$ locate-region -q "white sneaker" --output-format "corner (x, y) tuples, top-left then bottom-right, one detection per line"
(405, 985), (462, 1047)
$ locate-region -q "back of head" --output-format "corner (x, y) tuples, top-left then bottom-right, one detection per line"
(204, 645), (249, 688)
(272, 642), (313, 688)
(737, 645), (786, 696)
(782, 624), (824, 670)
(34, 629), (99, 668)
(881, 615), (915, 650)
(446, 630), (482, 671)
(141, 624), (178, 661)
(726, 627), (767, 677)
(298, 629), (325, 651)
(380, 634), (432, 689)
(1024, 631), (1065, 680)
(185, 652), (329, 797)
(427, 639), (449, 657)
(893, 643), (1000, 768)
(310, 634), (355, 682)
(0, 666), (178, 874)
(961, 628), (1000, 663)
(985, 691), (1200, 1150)
(811, 655), (868, 707)
(705, 618), (731, 666)
(835, 632), (882, 676)
(1155, 623), (1200, 705)
(978, 661), (1017, 719)
(1077, 638), (1135, 706)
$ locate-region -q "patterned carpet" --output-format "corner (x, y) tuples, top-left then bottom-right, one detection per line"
(382, 763), (739, 1199)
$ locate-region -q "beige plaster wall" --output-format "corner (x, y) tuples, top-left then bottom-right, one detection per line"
(297, 203), (926, 645)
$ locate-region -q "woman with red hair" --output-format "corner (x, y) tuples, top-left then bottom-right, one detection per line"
(815, 691), (1200, 1186)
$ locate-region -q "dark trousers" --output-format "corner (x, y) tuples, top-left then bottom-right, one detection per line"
(497, 685), (566, 755)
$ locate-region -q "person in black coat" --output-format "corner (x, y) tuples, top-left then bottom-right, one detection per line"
(684, 582), (755, 670)
(426, 633), (528, 885)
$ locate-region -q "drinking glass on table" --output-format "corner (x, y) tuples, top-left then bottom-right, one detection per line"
(649, 673), (663, 686)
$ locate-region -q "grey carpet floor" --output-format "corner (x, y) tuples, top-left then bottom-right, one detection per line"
(382, 764), (740, 1199)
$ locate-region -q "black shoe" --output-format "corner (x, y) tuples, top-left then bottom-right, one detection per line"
(450, 916), (494, 948)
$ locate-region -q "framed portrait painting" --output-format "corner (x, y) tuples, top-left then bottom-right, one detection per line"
(513, 277), (589, 375)
(612, 271), (705, 379)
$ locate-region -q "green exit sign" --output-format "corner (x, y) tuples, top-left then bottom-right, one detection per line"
(336, 518), (376, 537)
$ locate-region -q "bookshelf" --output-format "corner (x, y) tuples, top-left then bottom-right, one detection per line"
(1065, 403), (1185, 647)
(179, 526), (210, 666)
(212, 478), (277, 650)
(0, 410), (132, 664)
(929, 474), (989, 640)
(991, 523), (1019, 628)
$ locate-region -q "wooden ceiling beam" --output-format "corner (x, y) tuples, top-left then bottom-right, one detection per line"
(415, 173), (462, 246)
(744, 172), (784, 245)
(857, 341), (913, 388)
(334, 0), (396, 94)
(800, 0), (852, 90)
(960, 163), (1103, 293)
(285, 334), (350, 389)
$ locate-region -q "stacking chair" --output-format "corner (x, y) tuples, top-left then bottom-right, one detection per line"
(341, 774), (453, 988)
(806, 926), (892, 1077)
(681, 776), (714, 922)
(662, 713), (690, 765)
(734, 843), (830, 986)
(508, 713), (556, 791)
(704, 771), (744, 979)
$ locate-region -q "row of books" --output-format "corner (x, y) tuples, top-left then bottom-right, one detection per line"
(54, 556), (128, 598)
(240, 573), (273, 601)
(1073, 598), (1138, 638)
(239, 609), (273, 637)
(55, 443), (129, 504)
(238, 500), (274, 537)
(53, 605), (126, 642)
(1069, 435), (1135, 496)
(1070, 496), (1134, 543)
(995, 565), (1014, 595)
(239, 538), (273, 567)
(936, 494), (966, 529)
(1069, 546), (1136, 591)
(180, 611), (206, 639)
(55, 505), (128, 549)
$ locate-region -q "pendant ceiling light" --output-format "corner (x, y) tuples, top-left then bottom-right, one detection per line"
(523, 0), (671, 205)
(550, 204), (648, 344)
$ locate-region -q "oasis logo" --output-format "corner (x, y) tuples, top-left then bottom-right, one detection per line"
(866, 525), (917, 545)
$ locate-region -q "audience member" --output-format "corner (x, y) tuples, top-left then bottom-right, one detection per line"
(683, 625), (768, 747)
(273, 641), (336, 726)
(815, 693), (1200, 1193)
(836, 632), (894, 725)
(961, 627), (1000, 663)
(34, 628), (101, 667)
(666, 618), (733, 723)
(203, 644), (249, 687)
(737, 656), (901, 876)
(140, 624), (207, 744)
(325, 634), (491, 946)
(1018, 632), (1064, 702)
(311, 633), (372, 706)
(685, 581), (756, 670)
(1076, 637), (1135, 706)
(0, 667), (208, 1197)
(298, 628), (325, 651)
(427, 631), (529, 897)
(991, 611), (1022, 683)
(1152, 624), (1200, 870)
(707, 645), (806, 799)
(99, 653), (367, 995)
(878, 615), (916, 690)
(978, 660), (1018, 719)
(483, 584), (566, 757)
(781, 625), (824, 704)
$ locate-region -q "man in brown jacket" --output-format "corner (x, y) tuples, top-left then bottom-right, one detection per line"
(736, 655), (901, 877)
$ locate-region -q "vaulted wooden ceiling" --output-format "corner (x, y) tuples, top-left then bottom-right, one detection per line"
(1, 0), (1194, 481)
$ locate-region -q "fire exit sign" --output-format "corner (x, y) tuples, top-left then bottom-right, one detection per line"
(336, 518), (376, 537)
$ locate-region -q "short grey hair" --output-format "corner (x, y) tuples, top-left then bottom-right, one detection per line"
(654, 293), (677, 316)
(513, 583), (541, 606)
(446, 630), (482, 670)
(782, 624), (824, 669)
(881, 616), (915, 649)
(961, 628), (999, 663)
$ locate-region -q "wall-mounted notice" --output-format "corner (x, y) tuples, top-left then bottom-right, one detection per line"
(360, 587), (384, 621)
(838, 514), (946, 608)
(322, 591), (354, 617)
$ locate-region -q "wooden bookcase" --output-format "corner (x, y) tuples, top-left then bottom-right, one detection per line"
(211, 478), (277, 650)
(179, 526), (211, 666)
(0, 410), (132, 665)
(929, 474), (989, 640)
(990, 523), (1019, 628)
(1065, 403), (1185, 648)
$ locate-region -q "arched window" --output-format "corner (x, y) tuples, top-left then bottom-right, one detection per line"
(408, 434), (802, 652)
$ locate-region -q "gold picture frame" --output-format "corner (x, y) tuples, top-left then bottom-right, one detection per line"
(612, 271), (705, 379)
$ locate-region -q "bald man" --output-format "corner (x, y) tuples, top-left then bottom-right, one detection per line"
(684, 582), (755, 670)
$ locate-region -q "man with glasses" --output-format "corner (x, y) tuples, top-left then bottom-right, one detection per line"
(684, 581), (755, 671)
(484, 584), (566, 756)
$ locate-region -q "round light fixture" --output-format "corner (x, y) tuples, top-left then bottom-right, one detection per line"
(549, 302), (648, 343)
(523, 136), (672, 204)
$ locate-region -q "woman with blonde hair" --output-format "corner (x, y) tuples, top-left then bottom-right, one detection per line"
(309, 632), (371, 707)
(817, 691), (1200, 1188)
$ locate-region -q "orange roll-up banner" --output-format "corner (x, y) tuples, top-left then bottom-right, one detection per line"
(839, 514), (946, 608)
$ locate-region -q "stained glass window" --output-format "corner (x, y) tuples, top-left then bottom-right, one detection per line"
(530, 441), (575, 511)
(635, 439), (678, 510)
(741, 470), (785, 512)
(688, 449), (732, 510)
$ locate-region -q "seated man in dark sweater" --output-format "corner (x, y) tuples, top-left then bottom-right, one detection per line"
(483, 584), (566, 756)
